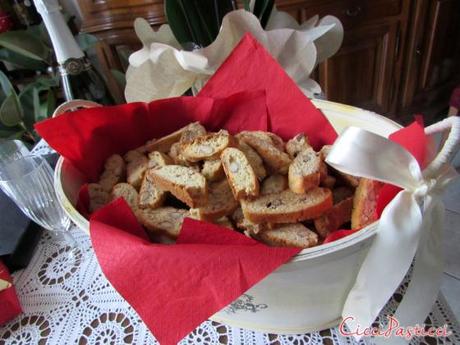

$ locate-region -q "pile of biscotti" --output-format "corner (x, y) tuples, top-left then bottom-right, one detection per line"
(88, 122), (382, 248)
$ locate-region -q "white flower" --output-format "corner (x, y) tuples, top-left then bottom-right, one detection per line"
(125, 9), (343, 102)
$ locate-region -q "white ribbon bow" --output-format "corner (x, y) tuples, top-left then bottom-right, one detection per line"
(326, 126), (459, 344)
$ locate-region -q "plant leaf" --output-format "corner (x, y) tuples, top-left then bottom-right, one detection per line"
(0, 48), (48, 70)
(0, 31), (50, 62)
(27, 23), (52, 47)
(110, 69), (126, 89)
(0, 70), (14, 97)
(76, 33), (99, 51)
(165, 0), (196, 46)
(259, 0), (274, 28)
(242, 0), (250, 11)
(0, 93), (23, 127)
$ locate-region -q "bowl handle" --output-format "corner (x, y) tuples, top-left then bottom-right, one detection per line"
(52, 100), (102, 118)
(424, 116), (460, 178)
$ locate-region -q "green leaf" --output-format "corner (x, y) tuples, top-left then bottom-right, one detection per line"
(259, 0), (274, 28)
(0, 70), (14, 97)
(0, 93), (23, 127)
(0, 48), (48, 70)
(242, 0), (250, 11)
(0, 31), (50, 62)
(36, 89), (56, 122)
(110, 69), (126, 89)
(76, 33), (99, 51)
(165, 0), (196, 46)
(26, 23), (52, 47)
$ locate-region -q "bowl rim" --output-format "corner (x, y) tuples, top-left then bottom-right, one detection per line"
(53, 99), (401, 262)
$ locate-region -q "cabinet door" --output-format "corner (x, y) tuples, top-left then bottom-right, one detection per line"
(318, 22), (400, 115)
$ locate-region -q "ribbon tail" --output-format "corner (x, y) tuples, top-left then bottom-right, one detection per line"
(342, 191), (424, 339)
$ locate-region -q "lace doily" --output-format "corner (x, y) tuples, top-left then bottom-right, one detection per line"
(0, 225), (459, 345)
(1, 141), (458, 345)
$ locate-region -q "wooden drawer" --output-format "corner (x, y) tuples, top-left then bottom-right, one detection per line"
(278, 0), (403, 29)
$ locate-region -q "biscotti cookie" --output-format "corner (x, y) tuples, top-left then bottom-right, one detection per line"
(147, 151), (172, 170)
(201, 159), (225, 182)
(180, 122), (207, 143)
(141, 123), (203, 153)
(88, 183), (110, 213)
(221, 147), (259, 200)
(288, 147), (321, 194)
(261, 174), (288, 195)
(286, 133), (311, 159)
(232, 207), (268, 235)
(214, 216), (234, 229)
(194, 180), (238, 220)
(149, 165), (208, 207)
(99, 154), (125, 192)
(237, 131), (285, 152)
(257, 223), (318, 248)
(351, 178), (383, 229)
(111, 183), (139, 212)
(241, 188), (332, 224)
(126, 154), (149, 189)
(181, 130), (234, 162)
(237, 141), (267, 180)
(238, 132), (291, 174)
(137, 207), (189, 239)
(314, 197), (353, 238)
(138, 171), (166, 209)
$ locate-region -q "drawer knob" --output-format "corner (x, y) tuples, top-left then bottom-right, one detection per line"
(345, 6), (362, 17)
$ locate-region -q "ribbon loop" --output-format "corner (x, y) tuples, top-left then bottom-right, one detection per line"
(326, 126), (459, 343)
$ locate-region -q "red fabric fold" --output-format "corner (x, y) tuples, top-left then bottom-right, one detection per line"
(0, 261), (22, 326)
(90, 201), (300, 345)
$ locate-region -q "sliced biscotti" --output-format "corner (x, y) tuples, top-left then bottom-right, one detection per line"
(141, 122), (204, 153)
(261, 174), (288, 195)
(314, 197), (353, 238)
(221, 147), (259, 200)
(98, 154), (125, 192)
(351, 178), (383, 229)
(192, 180), (238, 220)
(237, 141), (267, 180)
(149, 165), (208, 207)
(214, 216), (234, 229)
(286, 133), (311, 159)
(111, 183), (139, 212)
(237, 131), (285, 152)
(180, 122), (206, 143)
(181, 130), (234, 162)
(126, 154), (149, 189)
(138, 171), (166, 209)
(201, 159), (225, 182)
(88, 183), (110, 213)
(147, 151), (172, 170)
(231, 207), (268, 235)
(288, 147), (322, 194)
(241, 188), (332, 224)
(137, 207), (189, 239)
(238, 132), (291, 174)
(257, 223), (319, 248)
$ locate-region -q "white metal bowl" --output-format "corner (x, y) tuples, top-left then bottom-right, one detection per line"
(54, 99), (401, 334)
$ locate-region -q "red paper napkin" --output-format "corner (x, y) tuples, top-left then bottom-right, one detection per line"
(90, 200), (300, 345)
(0, 261), (22, 326)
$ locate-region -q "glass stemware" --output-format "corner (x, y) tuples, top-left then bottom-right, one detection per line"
(0, 154), (83, 260)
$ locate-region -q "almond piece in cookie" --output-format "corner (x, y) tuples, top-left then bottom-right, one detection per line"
(286, 133), (311, 159)
(221, 147), (259, 200)
(257, 223), (318, 248)
(351, 178), (384, 229)
(88, 183), (110, 213)
(238, 141), (267, 180)
(241, 188), (332, 224)
(288, 147), (322, 194)
(149, 165), (208, 208)
(261, 174), (288, 195)
(147, 151), (172, 170)
(111, 183), (139, 212)
(181, 130), (234, 162)
(137, 207), (189, 239)
(126, 154), (149, 189)
(238, 133), (291, 174)
(98, 154), (125, 192)
(194, 180), (238, 220)
(138, 170), (166, 209)
(314, 196), (353, 238)
(201, 159), (225, 182)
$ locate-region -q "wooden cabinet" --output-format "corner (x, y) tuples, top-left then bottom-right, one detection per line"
(78, 0), (460, 121)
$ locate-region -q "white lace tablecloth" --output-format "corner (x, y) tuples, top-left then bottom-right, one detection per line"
(1, 141), (459, 345)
